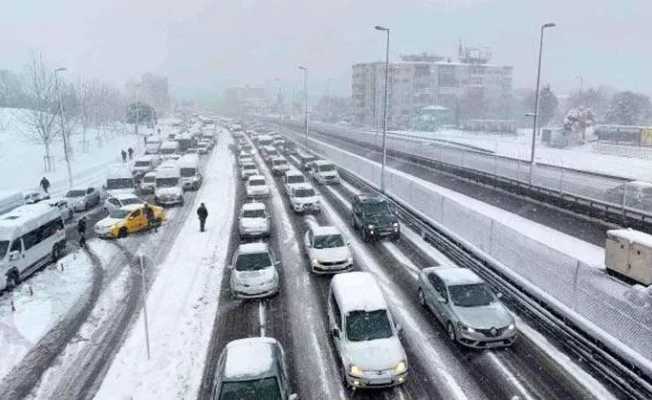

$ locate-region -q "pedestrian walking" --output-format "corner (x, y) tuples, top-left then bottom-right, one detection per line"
(197, 203), (208, 232)
(77, 217), (87, 248)
(128, 147), (134, 160)
(144, 203), (157, 233)
(40, 176), (50, 194)
(121, 149), (127, 163)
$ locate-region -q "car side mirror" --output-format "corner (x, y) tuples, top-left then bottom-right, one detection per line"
(9, 250), (20, 261)
(395, 324), (403, 334)
(288, 394), (299, 400)
(347, 241), (351, 247)
(331, 328), (340, 338)
(437, 296), (447, 304)
(274, 261), (281, 266)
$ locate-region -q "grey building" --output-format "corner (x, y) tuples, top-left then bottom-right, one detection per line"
(352, 48), (513, 129)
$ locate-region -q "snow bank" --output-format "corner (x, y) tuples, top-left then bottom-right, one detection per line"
(94, 132), (236, 399)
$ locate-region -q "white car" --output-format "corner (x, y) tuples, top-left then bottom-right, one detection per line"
(104, 193), (143, 214)
(245, 175), (271, 198)
(310, 160), (340, 184)
(283, 169), (307, 194)
(240, 162), (259, 180)
(229, 242), (280, 299)
(288, 183), (320, 214)
(238, 202), (271, 239)
(304, 225), (353, 274)
(140, 172), (157, 193)
(270, 157), (290, 176)
(64, 187), (101, 212)
(48, 198), (74, 222)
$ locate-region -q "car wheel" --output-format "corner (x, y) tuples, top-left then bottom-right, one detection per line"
(361, 228), (370, 243)
(340, 363), (351, 389)
(447, 322), (457, 342)
(52, 245), (61, 262)
(350, 214), (357, 230)
(118, 227), (128, 238)
(418, 288), (426, 307)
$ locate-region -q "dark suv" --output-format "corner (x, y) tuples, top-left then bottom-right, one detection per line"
(351, 194), (400, 242)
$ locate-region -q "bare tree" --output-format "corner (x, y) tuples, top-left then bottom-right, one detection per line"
(18, 53), (59, 172)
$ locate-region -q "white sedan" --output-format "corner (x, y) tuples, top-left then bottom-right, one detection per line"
(104, 193), (144, 214)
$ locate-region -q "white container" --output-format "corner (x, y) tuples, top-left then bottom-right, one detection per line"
(605, 229), (652, 286)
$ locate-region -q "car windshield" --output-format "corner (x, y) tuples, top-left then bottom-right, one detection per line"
(156, 178), (179, 187)
(134, 161), (150, 167)
(361, 201), (391, 216)
(249, 179), (266, 186)
(0, 241), (9, 259)
(294, 189), (315, 198)
(180, 167), (196, 177)
(235, 252), (273, 271)
(122, 198), (142, 205)
(144, 176), (156, 183)
(287, 175), (305, 184)
(449, 283), (495, 307)
(66, 190), (85, 197)
(346, 310), (393, 342)
(319, 164), (335, 172)
(273, 160), (287, 166)
(109, 209), (131, 219)
(243, 164), (256, 170)
(106, 178), (135, 189)
(313, 234), (345, 249)
(243, 209), (266, 218)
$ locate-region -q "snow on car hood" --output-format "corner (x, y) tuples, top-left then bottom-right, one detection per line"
(95, 217), (122, 231)
(453, 302), (513, 330)
(292, 195), (319, 205)
(344, 336), (405, 371)
(312, 246), (350, 263)
(156, 187), (182, 196)
(247, 185), (270, 194)
(233, 266), (276, 285)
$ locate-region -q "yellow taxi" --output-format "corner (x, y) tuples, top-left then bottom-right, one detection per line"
(94, 203), (166, 239)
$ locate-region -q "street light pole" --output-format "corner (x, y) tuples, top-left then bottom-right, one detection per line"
(298, 66), (309, 148)
(530, 22), (555, 165)
(375, 25), (390, 192)
(55, 67), (73, 188)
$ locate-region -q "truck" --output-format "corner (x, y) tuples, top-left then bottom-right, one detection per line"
(605, 229), (652, 286)
(105, 164), (136, 197)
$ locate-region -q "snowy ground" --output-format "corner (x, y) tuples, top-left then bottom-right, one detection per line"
(0, 108), (144, 194)
(0, 251), (94, 382)
(93, 132), (235, 399)
(387, 127), (652, 181)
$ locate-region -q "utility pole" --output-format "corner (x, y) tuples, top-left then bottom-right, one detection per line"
(55, 67), (73, 188)
(375, 25), (390, 192)
(530, 22), (556, 165)
(298, 66), (309, 148)
(139, 254), (151, 360)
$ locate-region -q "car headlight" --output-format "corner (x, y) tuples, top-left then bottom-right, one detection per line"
(457, 321), (475, 332)
(507, 323), (515, 330)
(393, 360), (407, 375)
(367, 224), (375, 230)
(311, 258), (319, 266)
(349, 365), (364, 377)
(347, 257), (353, 264)
(393, 222), (399, 228)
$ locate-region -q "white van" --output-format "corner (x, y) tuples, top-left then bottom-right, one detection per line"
(132, 154), (161, 178)
(328, 272), (408, 389)
(140, 171), (157, 194)
(154, 162), (184, 206)
(0, 203), (67, 291)
(178, 153), (203, 191)
(105, 164), (137, 198)
(160, 140), (180, 159)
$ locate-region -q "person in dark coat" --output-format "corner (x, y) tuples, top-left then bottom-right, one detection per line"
(197, 203), (208, 232)
(144, 203), (157, 233)
(121, 149), (127, 163)
(128, 147), (134, 160)
(77, 217), (87, 248)
(40, 177), (50, 194)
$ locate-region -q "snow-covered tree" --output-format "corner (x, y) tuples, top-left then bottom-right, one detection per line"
(604, 91), (652, 125)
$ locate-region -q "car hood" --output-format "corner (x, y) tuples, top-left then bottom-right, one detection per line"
(364, 214), (397, 227)
(233, 266), (276, 285)
(156, 187), (182, 196)
(453, 302), (513, 329)
(106, 189), (135, 197)
(240, 217), (268, 229)
(312, 246), (350, 262)
(318, 171), (339, 177)
(344, 336), (405, 370)
(95, 217), (122, 230)
(292, 195), (319, 204)
(247, 185), (270, 193)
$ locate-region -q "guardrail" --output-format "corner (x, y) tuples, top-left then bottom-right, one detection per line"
(336, 167), (652, 400)
(275, 120), (652, 233)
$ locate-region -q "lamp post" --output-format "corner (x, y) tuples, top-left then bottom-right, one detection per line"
(298, 66), (308, 148)
(375, 25), (390, 192)
(529, 22), (556, 165)
(55, 67), (73, 188)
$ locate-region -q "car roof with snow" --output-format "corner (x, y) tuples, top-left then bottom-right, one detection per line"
(237, 242), (269, 255)
(331, 272), (387, 313)
(314, 160), (334, 166)
(0, 203), (62, 238)
(291, 183), (314, 192)
(113, 192), (140, 201)
(135, 154), (157, 162)
(431, 267), (483, 286)
(284, 169), (303, 177)
(247, 175), (266, 182)
(222, 337), (279, 380)
(312, 225), (341, 237)
(121, 204), (145, 212)
(242, 202), (266, 211)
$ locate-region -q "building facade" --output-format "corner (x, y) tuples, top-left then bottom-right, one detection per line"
(352, 49), (513, 129)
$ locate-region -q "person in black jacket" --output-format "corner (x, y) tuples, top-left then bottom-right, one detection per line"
(77, 217), (87, 248)
(197, 203), (208, 232)
(40, 177), (50, 193)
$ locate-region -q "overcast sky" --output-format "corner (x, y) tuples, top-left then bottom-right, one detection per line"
(2, 0), (651, 99)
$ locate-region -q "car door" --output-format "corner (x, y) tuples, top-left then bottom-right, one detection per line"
(328, 293), (344, 355)
(428, 274), (447, 324)
(107, 198), (120, 213)
(8, 238), (27, 274)
(127, 209), (145, 232)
